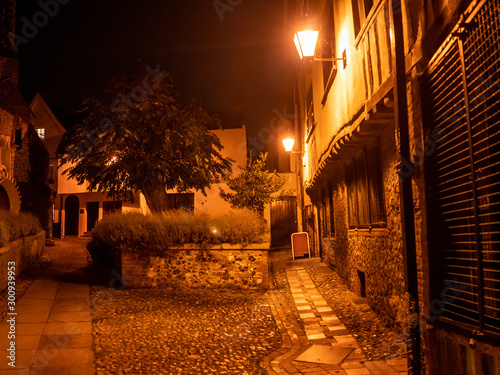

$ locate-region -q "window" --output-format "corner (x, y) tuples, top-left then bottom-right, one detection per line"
(306, 86), (315, 136)
(346, 143), (385, 228)
(0, 136), (10, 171)
(48, 165), (55, 184)
(103, 201), (122, 215)
(320, 0), (336, 93)
(328, 179), (335, 234)
(321, 187), (328, 236)
(36, 128), (45, 139)
(14, 128), (21, 146)
(319, 182), (335, 237)
(167, 193), (194, 211)
(352, 0), (374, 36)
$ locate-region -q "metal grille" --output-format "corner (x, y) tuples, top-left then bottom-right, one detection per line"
(463, 0), (500, 334)
(425, 0), (500, 335)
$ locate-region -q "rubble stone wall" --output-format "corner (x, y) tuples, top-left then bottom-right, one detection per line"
(121, 248), (269, 289)
(322, 124), (406, 326)
(0, 231), (45, 292)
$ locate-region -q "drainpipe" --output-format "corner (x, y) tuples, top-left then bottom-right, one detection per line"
(293, 83), (305, 233)
(389, 1), (421, 374)
(59, 194), (64, 226)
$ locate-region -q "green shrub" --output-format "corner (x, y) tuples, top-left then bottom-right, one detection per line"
(90, 209), (268, 256)
(0, 210), (42, 247)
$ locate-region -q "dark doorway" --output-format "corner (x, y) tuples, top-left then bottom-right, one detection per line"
(64, 195), (79, 236)
(305, 205), (317, 256)
(271, 196), (297, 247)
(0, 185), (9, 210)
(357, 270), (366, 298)
(87, 202), (99, 232)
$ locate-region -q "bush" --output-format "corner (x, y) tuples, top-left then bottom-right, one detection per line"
(0, 210), (42, 247)
(90, 209), (268, 256)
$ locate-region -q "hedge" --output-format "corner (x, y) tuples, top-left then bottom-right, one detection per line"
(0, 210), (42, 247)
(90, 209), (268, 257)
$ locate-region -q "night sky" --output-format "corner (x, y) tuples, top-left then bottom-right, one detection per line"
(15, 0), (295, 134)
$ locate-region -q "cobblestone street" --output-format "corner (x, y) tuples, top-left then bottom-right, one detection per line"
(1, 239), (409, 374)
(91, 287), (282, 375)
(91, 250), (408, 375)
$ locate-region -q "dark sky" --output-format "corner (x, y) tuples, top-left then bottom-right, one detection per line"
(15, 0), (295, 134)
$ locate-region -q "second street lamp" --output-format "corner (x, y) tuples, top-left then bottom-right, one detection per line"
(282, 137), (304, 155)
(282, 137), (295, 153)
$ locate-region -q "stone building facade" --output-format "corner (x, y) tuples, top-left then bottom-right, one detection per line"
(293, 0), (405, 325)
(291, 0), (499, 373)
(1, 0), (50, 228)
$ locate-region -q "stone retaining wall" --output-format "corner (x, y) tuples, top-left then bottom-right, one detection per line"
(121, 246), (269, 289)
(0, 231), (45, 292)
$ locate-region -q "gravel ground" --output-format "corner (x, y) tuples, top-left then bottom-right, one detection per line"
(304, 263), (408, 360)
(91, 286), (283, 375)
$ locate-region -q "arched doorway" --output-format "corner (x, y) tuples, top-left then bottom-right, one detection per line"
(0, 185), (9, 210)
(0, 177), (20, 212)
(65, 195), (79, 236)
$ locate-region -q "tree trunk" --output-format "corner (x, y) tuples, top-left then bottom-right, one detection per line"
(142, 185), (170, 212)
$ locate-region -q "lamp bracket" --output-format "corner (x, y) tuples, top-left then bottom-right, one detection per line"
(307, 48), (347, 70)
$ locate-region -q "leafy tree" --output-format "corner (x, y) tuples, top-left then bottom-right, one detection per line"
(219, 153), (288, 214)
(59, 66), (232, 212)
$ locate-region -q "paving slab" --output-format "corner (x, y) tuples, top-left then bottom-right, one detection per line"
(0, 238), (95, 374)
(38, 333), (93, 349)
(295, 345), (353, 365)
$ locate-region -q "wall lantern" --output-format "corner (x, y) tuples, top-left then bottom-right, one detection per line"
(282, 137), (305, 155)
(294, 30), (347, 69)
(282, 137), (295, 152)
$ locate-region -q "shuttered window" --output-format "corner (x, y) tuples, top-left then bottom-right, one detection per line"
(328, 179), (335, 234)
(320, 187), (328, 237)
(167, 193), (194, 211)
(424, 0), (500, 336)
(103, 201), (122, 216)
(346, 143), (385, 228)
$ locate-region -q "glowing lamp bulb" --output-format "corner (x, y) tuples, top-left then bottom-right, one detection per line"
(294, 30), (319, 59)
(282, 138), (295, 152)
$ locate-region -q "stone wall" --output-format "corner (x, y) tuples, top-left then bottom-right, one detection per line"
(121, 247), (269, 289)
(0, 231), (45, 291)
(320, 122), (407, 326)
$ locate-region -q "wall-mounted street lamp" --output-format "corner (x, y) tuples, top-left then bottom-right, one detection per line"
(282, 137), (296, 152)
(282, 137), (304, 155)
(294, 30), (347, 69)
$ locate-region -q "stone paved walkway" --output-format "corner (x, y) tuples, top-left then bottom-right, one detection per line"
(263, 264), (408, 375)
(0, 238), (95, 375)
